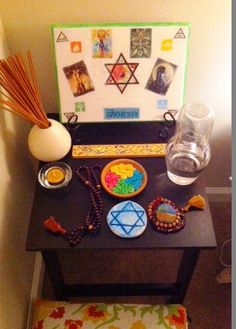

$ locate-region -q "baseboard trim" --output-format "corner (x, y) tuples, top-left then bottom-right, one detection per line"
(26, 252), (45, 329)
(206, 187), (232, 202)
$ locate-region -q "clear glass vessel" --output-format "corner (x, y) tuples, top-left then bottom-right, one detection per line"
(166, 102), (214, 185)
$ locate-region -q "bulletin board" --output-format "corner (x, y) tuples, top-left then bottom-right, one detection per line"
(51, 22), (190, 123)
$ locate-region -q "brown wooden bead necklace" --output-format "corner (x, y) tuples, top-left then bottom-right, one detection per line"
(147, 195), (206, 234)
(44, 164), (103, 247)
(147, 196), (185, 234)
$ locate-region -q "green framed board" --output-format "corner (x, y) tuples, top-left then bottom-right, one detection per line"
(51, 22), (190, 123)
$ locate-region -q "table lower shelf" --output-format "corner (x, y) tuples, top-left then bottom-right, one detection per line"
(42, 249), (200, 303)
(60, 282), (179, 298)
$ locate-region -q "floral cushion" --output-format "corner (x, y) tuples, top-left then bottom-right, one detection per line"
(31, 299), (188, 329)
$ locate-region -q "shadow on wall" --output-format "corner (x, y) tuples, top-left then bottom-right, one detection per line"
(203, 131), (232, 187)
(0, 110), (37, 328)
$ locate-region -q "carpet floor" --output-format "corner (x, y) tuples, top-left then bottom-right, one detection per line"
(42, 201), (231, 329)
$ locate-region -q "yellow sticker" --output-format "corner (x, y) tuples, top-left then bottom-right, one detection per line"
(161, 39), (173, 51)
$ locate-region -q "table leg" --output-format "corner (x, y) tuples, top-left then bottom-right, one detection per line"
(170, 248), (200, 304)
(42, 251), (66, 300)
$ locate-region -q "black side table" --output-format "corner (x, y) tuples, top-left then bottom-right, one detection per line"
(26, 121), (216, 302)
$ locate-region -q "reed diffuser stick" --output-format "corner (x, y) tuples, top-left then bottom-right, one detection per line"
(0, 51), (50, 128)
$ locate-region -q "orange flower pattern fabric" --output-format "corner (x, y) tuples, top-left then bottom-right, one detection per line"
(49, 306), (65, 319)
(165, 307), (187, 329)
(31, 299), (187, 329)
(65, 319), (83, 329)
(82, 304), (111, 324)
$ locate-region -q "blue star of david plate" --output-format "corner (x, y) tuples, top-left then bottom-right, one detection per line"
(107, 200), (147, 238)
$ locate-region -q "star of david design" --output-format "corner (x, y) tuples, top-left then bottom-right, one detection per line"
(105, 53), (139, 93)
(109, 201), (145, 236)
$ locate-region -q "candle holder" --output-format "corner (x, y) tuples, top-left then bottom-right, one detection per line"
(38, 161), (72, 192)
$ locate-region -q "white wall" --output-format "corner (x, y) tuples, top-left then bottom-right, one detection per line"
(0, 18), (36, 329)
(0, 0), (231, 187)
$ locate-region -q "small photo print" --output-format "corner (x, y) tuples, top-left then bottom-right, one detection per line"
(91, 29), (112, 58)
(63, 61), (94, 97)
(146, 58), (177, 95)
(130, 28), (152, 58)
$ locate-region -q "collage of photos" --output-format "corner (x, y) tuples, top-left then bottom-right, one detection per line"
(63, 28), (178, 97)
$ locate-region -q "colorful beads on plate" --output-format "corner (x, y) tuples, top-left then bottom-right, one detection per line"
(110, 163), (134, 179)
(101, 159), (147, 198)
(105, 164), (144, 195)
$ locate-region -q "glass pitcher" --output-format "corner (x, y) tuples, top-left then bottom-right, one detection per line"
(165, 102), (214, 185)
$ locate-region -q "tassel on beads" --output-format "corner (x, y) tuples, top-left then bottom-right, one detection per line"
(183, 195), (206, 212)
(44, 216), (66, 235)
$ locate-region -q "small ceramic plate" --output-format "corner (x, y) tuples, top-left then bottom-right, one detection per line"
(101, 158), (147, 198)
(107, 201), (147, 238)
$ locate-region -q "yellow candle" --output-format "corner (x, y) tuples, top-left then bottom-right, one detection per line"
(46, 167), (65, 185)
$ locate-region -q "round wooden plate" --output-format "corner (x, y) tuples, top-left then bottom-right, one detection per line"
(101, 158), (148, 198)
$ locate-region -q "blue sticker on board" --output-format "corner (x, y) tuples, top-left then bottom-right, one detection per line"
(157, 99), (168, 109)
(104, 108), (140, 120)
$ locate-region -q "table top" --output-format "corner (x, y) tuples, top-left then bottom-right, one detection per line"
(26, 121), (217, 251)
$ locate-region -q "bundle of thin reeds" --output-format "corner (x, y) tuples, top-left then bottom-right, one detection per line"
(0, 51), (50, 128)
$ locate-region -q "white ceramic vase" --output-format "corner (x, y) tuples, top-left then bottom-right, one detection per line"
(28, 118), (72, 162)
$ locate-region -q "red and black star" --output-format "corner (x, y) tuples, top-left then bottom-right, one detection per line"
(105, 53), (139, 93)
